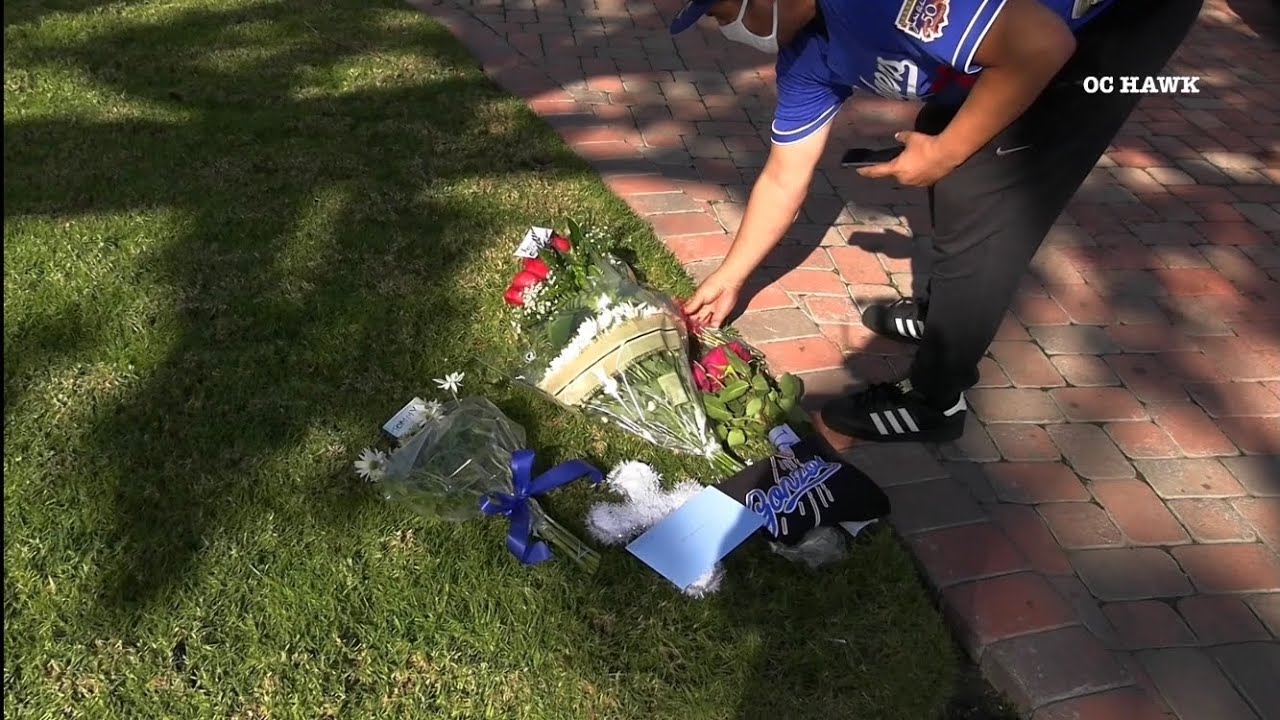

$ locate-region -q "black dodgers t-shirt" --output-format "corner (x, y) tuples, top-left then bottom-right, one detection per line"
(716, 425), (891, 546)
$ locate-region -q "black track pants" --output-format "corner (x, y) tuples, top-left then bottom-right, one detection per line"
(908, 0), (1205, 405)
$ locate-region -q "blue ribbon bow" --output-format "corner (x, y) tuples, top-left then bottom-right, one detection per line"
(479, 449), (602, 566)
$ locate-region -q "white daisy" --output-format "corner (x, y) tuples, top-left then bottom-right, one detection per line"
(353, 448), (389, 482)
(434, 371), (464, 396)
(422, 399), (443, 421)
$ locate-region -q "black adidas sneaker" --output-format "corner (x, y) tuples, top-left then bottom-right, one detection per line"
(820, 379), (967, 443)
(862, 297), (927, 344)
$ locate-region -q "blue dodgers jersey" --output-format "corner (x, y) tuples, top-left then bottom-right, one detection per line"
(771, 0), (1117, 145)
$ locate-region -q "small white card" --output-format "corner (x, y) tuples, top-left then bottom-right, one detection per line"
(514, 226), (554, 258)
(626, 487), (765, 590)
(382, 397), (429, 443)
(768, 424), (802, 450)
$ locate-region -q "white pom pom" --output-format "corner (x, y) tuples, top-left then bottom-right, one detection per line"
(683, 564), (724, 598)
(606, 461), (662, 502)
(584, 502), (648, 545)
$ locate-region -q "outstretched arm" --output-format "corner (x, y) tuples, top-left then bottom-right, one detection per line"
(684, 120), (833, 327)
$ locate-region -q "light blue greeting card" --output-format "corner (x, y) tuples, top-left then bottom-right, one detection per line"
(626, 486), (766, 590)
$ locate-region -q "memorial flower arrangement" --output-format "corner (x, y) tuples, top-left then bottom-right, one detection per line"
(503, 221), (740, 473)
(355, 379), (604, 570)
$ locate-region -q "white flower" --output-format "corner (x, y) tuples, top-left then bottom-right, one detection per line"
(595, 368), (620, 398)
(540, 304), (669, 383)
(434, 372), (464, 395)
(421, 399), (443, 421)
(596, 294), (613, 312)
(353, 448), (389, 482)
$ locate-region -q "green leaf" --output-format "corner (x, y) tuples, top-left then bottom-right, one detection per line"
(779, 373), (803, 399)
(765, 400), (782, 419)
(745, 397), (762, 417)
(566, 217), (585, 247)
(751, 374), (769, 392)
(703, 393), (727, 410)
(787, 406), (816, 434)
(704, 401), (733, 422)
(546, 311), (579, 348)
(727, 429), (746, 447)
(719, 380), (750, 403)
(726, 352), (751, 377)
(779, 397), (796, 413)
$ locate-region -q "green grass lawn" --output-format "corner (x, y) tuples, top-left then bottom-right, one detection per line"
(4, 1), (1014, 717)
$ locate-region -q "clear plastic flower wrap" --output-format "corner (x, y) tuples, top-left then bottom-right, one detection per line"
(376, 396), (603, 570)
(504, 221), (741, 474)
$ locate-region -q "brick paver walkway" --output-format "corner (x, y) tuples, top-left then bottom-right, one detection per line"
(414, 0), (1280, 716)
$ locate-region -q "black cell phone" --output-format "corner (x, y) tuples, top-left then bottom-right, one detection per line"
(840, 147), (902, 167)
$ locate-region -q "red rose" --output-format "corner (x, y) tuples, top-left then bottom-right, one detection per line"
(510, 269), (542, 292)
(550, 234), (572, 253)
(727, 341), (752, 363)
(503, 286), (525, 306)
(701, 346), (732, 379)
(522, 256), (551, 280)
(692, 362), (721, 393)
(702, 342), (754, 381)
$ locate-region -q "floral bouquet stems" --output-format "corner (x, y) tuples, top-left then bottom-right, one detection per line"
(356, 390), (603, 571)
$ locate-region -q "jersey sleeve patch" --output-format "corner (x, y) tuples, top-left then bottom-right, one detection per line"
(897, 0), (1009, 74)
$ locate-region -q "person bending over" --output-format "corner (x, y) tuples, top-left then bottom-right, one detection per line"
(678, 0), (1204, 442)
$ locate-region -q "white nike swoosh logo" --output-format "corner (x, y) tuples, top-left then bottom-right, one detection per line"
(996, 145), (1032, 156)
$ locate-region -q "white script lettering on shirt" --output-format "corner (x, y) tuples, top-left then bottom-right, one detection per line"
(865, 56), (922, 100)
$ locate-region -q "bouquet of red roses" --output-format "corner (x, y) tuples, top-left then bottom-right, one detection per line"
(689, 327), (812, 464)
(503, 221), (741, 473)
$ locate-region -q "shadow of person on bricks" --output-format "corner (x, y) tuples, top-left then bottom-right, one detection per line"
(1223, 0), (1279, 43)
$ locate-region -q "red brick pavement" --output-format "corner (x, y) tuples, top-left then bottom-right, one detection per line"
(414, 0), (1280, 716)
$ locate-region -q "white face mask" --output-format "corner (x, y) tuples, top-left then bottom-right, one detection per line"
(719, 0), (779, 55)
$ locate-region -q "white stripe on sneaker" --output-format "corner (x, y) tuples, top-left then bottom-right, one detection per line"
(885, 410), (905, 434)
(870, 411), (889, 435)
(894, 317), (908, 338)
(943, 395), (968, 417)
(915, 320), (925, 337)
(898, 408), (920, 432)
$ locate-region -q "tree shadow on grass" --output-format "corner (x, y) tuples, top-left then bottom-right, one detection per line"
(4, 0), (598, 623)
